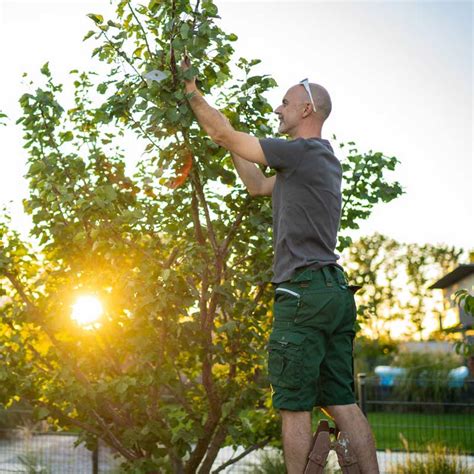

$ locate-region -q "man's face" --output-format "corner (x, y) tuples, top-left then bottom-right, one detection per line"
(274, 86), (307, 136)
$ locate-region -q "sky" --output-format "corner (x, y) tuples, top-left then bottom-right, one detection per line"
(0, 0), (472, 254)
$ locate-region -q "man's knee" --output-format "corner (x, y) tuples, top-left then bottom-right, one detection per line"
(280, 410), (312, 420)
(322, 403), (361, 420)
(280, 410), (312, 433)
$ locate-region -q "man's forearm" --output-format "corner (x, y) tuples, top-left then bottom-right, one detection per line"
(231, 153), (266, 196)
(185, 84), (231, 143)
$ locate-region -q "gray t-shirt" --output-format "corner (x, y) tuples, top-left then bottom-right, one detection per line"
(259, 137), (342, 283)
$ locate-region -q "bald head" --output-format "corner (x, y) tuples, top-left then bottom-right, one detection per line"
(290, 83), (332, 121)
(309, 83), (332, 121)
(275, 82), (332, 137)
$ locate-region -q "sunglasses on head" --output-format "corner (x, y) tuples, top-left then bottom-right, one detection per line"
(299, 78), (316, 113)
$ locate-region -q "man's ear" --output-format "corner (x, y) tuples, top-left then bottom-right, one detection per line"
(302, 103), (313, 118)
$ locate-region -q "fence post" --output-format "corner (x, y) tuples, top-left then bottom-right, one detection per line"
(357, 372), (367, 417)
(92, 441), (99, 474)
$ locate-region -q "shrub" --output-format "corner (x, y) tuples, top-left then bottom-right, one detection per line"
(389, 438), (472, 474)
(244, 449), (286, 473)
(392, 351), (463, 404)
(354, 335), (398, 375)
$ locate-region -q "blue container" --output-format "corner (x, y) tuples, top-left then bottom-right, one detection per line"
(374, 366), (406, 387)
(448, 366), (469, 388)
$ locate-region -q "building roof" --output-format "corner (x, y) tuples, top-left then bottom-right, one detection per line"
(429, 264), (474, 289)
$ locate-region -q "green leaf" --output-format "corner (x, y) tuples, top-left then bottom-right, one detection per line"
(40, 62), (50, 77)
(35, 407), (50, 420)
(216, 320), (237, 334)
(83, 30), (95, 41)
(166, 108), (179, 123)
(29, 161), (46, 175)
(97, 83), (107, 94)
(60, 131), (74, 142)
(180, 22), (190, 39)
(87, 13), (104, 24)
(202, 1), (218, 17)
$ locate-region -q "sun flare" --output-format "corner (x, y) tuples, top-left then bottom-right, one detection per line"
(71, 295), (103, 329)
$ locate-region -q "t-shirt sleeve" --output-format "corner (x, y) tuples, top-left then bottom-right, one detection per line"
(259, 138), (304, 172)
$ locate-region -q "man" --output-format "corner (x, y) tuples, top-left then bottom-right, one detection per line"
(181, 58), (379, 474)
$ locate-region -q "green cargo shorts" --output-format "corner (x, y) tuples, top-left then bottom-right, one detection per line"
(268, 265), (356, 411)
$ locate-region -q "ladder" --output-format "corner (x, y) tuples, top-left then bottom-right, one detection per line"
(304, 420), (360, 474)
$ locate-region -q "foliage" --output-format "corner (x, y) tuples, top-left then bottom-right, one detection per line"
(0, 0), (402, 472)
(17, 452), (52, 474)
(353, 335), (398, 375)
(244, 449), (286, 474)
(337, 141), (402, 251)
(402, 244), (463, 339)
(343, 234), (462, 338)
(389, 438), (472, 474)
(391, 351), (462, 403)
(453, 290), (474, 357)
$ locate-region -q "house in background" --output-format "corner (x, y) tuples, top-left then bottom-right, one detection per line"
(429, 262), (474, 332)
(429, 261), (474, 377)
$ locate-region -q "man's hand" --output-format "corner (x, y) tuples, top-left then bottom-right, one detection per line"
(180, 54), (197, 93)
(181, 55), (267, 166)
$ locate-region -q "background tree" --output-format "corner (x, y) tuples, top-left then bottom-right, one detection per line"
(0, 0), (402, 472)
(343, 234), (403, 339)
(343, 234), (462, 340)
(402, 243), (462, 339)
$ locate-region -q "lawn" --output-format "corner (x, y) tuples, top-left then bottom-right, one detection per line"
(368, 412), (474, 453)
(312, 411), (474, 453)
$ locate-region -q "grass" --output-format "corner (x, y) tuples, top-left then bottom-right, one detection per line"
(367, 412), (474, 452)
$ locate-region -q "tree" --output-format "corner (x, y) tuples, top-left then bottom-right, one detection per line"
(0, 1), (402, 472)
(343, 234), (403, 339)
(343, 234), (462, 340)
(402, 243), (462, 339)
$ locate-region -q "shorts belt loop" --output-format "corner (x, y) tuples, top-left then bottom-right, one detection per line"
(335, 268), (345, 286)
(321, 266), (333, 287)
(333, 266), (348, 288)
(341, 272), (349, 286)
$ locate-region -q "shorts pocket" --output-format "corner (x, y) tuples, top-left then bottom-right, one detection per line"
(273, 286), (301, 323)
(268, 330), (305, 389)
(295, 290), (338, 327)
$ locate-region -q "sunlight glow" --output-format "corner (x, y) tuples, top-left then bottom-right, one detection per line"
(71, 295), (103, 330)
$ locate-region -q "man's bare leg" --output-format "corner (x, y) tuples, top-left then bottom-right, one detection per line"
(323, 404), (379, 474)
(280, 410), (313, 474)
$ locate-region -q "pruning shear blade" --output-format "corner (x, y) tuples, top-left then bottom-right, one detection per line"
(144, 69), (167, 84)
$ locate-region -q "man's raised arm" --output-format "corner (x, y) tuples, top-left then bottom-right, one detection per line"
(182, 57), (267, 166)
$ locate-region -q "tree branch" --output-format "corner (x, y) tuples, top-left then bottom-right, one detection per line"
(198, 424), (228, 473)
(212, 437), (272, 473)
(191, 188), (206, 245)
(219, 197), (251, 256)
(184, 415), (220, 474)
(91, 408), (138, 460)
(127, 2), (154, 59)
(191, 170), (219, 255)
(164, 246), (180, 269)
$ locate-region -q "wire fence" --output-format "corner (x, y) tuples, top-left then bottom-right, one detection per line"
(357, 373), (474, 472)
(0, 375), (473, 473)
(358, 374), (474, 455)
